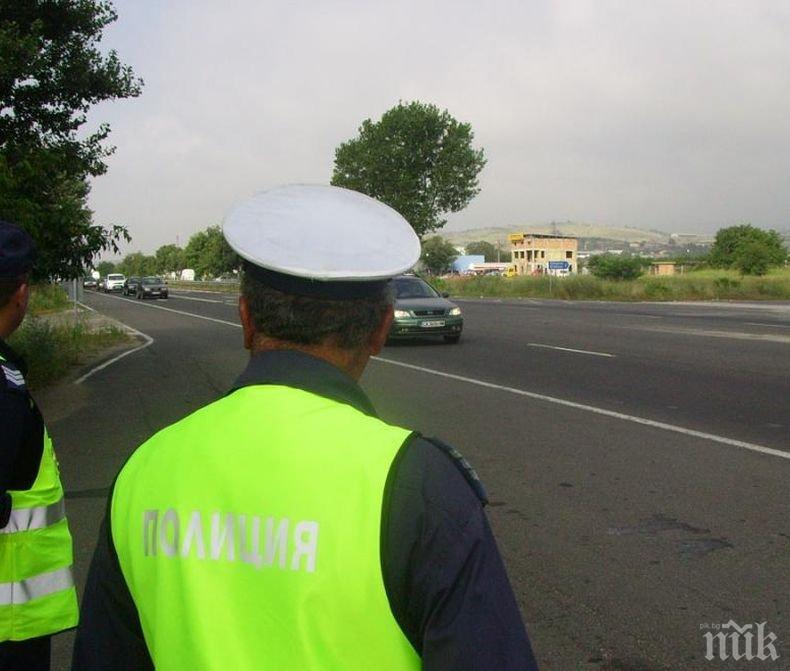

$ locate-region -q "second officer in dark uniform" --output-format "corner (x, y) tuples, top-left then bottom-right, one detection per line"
(0, 221), (78, 671)
(73, 185), (539, 670)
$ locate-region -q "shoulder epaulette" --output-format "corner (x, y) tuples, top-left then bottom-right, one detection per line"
(1, 361), (26, 391)
(423, 437), (489, 505)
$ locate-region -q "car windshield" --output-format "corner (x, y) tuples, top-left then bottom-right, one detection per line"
(108, 274), (124, 280)
(394, 277), (439, 299)
(142, 277), (163, 285)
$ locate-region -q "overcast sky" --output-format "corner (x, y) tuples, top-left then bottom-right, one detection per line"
(86, 0), (790, 254)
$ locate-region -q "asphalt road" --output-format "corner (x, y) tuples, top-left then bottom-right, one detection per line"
(44, 289), (790, 670)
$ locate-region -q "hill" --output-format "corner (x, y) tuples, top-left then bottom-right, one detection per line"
(443, 222), (675, 246)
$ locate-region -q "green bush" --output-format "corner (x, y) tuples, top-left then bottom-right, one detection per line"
(587, 255), (645, 280)
(709, 224), (787, 272)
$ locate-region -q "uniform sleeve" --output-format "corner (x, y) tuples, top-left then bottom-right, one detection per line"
(71, 509), (154, 670)
(0, 387), (32, 527)
(382, 437), (539, 671)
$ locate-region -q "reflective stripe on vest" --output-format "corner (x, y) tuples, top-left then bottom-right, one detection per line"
(0, 498), (66, 534)
(0, 567), (74, 606)
(0, 423), (79, 642)
(112, 384), (421, 671)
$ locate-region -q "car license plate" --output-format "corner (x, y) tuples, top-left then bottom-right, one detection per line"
(421, 320), (445, 328)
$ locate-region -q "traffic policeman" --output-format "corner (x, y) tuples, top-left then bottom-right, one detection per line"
(72, 185), (539, 670)
(0, 221), (79, 671)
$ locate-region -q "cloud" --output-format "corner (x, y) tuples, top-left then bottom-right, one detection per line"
(88, 0), (790, 254)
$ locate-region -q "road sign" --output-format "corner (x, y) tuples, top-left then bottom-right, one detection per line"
(548, 261), (569, 270)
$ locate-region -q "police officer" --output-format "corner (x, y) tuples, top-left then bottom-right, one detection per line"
(72, 185), (539, 670)
(0, 221), (79, 671)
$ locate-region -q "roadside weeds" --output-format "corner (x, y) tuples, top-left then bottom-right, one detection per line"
(8, 285), (136, 389)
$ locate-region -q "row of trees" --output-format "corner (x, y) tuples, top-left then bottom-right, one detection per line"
(98, 226), (238, 279)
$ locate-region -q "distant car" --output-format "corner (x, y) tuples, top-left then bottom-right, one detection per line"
(83, 277), (97, 289)
(102, 273), (126, 292)
(388, 275), (463, 344)
(136, 276), (168, 299)
(123, 276), (141, 296)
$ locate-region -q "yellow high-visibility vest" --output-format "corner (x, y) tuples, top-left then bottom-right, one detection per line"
(0, 353), (78, 640)
(112, 384), (422, 670)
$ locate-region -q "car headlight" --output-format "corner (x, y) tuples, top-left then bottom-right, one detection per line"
(393, 310), (411, 318)
(449, 307), (462, 316)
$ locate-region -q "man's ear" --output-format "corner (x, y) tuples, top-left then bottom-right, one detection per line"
(15, 281), (29, 311)
(238, 295), (255, 351)
(368, 305), (394, 356)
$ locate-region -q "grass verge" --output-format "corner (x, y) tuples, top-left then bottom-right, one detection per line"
(8, 317), (130, 389)
(434, 268), (790, 301)
(167, 280), (240, 293)
(166, 270), (790, 301)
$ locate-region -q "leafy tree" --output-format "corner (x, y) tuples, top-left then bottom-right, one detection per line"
(420, 236), (458, 275)
(117, 252), (156, 277)
(155, 244), (185, 274)
(734, 241), (774, 276)
(331, 101), (486, 238)
(0, 0), (142, 279)
(95, 260), (116, 277)
(464, 240), (498, 262)
(184, 226), (238, 279)
(587, 254), (645, 280)
(708, 225), (786, 273)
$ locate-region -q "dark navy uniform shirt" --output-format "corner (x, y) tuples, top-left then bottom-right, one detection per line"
(0, 339), (45, 529)
(72, 350), (539, 670)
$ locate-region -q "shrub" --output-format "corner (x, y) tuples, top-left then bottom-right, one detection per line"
(587, 255), (645, 280)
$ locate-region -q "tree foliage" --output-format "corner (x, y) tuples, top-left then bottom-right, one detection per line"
(331, 101), (486, 238)
(464, 240), (498, 262)
(420, 236), (458, 275)
(154, 244), (185, 274)
(708, 225), (786, 275)
(587, 254), (645, 280)
(95, 260), (115, 277)
(184, 226), (238, 279)
(0, 0), (142, 278)
(733, 241), (774, 276)
(117, 252), (156, 277)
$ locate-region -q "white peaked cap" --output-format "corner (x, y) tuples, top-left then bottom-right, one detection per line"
(223, 184), (421, 283)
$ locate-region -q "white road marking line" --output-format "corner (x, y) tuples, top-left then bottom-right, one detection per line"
(74, 305), (154, 384)
(371, 356), (790, 461)
(746, 322), (790, 329)
(85, 293), (788, 460)
(169, 294), (224, 304)
(620, 325), (790, 344)
(93, 292), (242, 328)
(527, 343), (616, 358)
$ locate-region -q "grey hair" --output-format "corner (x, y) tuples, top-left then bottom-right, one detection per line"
(241, 271), (394, 350)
